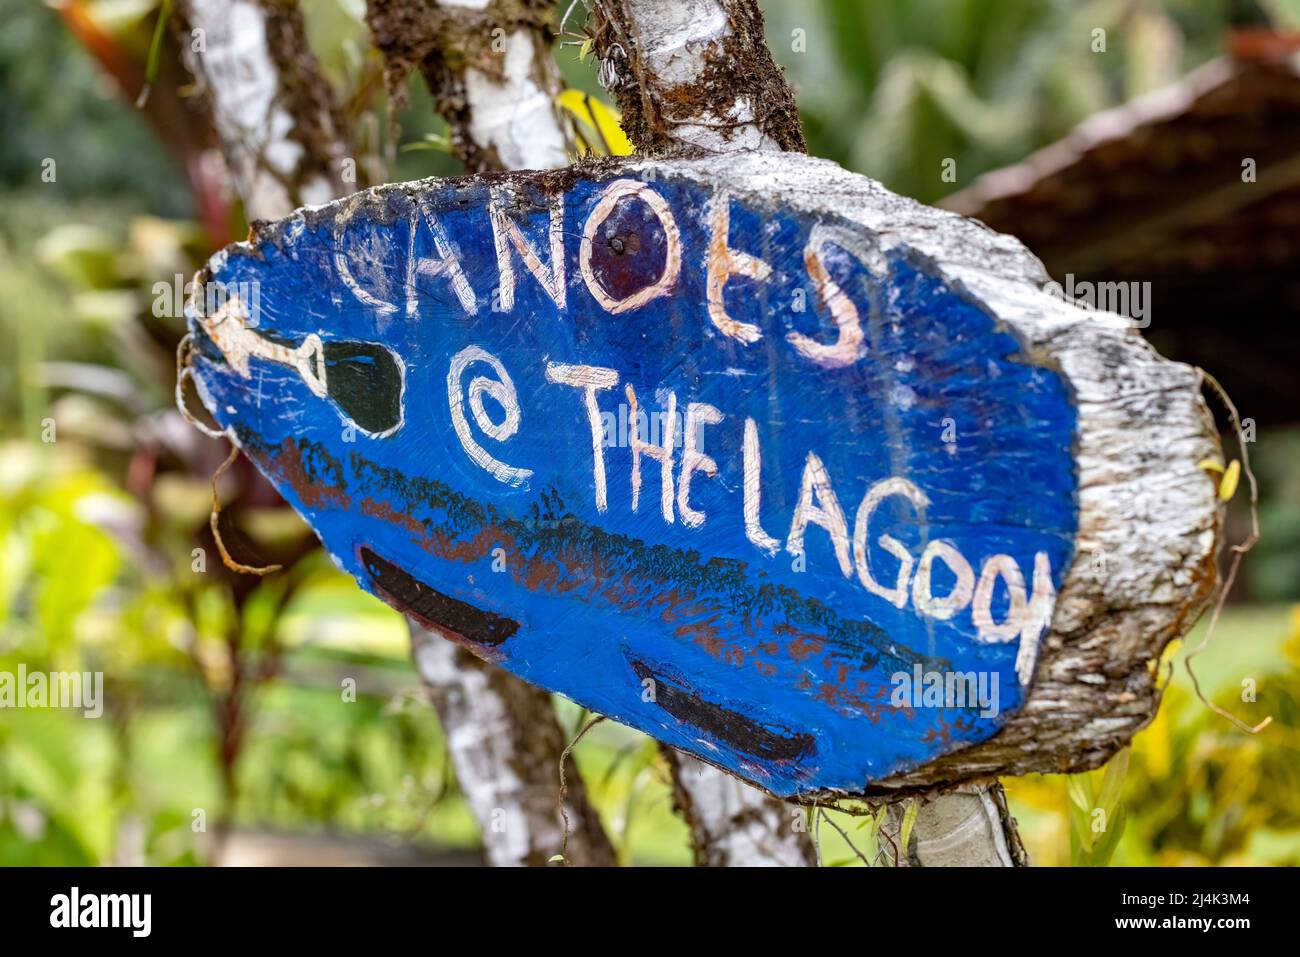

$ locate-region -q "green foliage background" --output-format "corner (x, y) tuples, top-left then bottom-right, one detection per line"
(0, 0), (1296, 865)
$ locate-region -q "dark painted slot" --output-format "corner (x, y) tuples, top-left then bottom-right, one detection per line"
(628, 658), (815, 762)
(361, 546), (519, 646)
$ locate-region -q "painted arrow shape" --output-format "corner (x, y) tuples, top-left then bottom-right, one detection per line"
(200, 293), (405, 438)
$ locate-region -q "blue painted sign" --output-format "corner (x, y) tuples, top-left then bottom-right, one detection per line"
(187, 167), (1078, 797)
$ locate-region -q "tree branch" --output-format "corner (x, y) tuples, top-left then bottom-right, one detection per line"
(900, 784), (1028, 867)
(366, 0), (617, 867)
(367, 0), (573, 171)
(412, 631), (616, 866)
(585, 0), (805, 155)
(667, 751), (814, 867)
(177, 0), (351, 220)
(583, 0), (814, 867)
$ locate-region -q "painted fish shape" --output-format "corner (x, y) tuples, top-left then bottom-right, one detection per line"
(186, 156), (1078, 798)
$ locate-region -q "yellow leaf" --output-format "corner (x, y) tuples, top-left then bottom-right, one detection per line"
(1153, 637), (1180, 691)
(1136, 690), (1173, 780)
(1219, 459), (1241, 501)
(1196, 458), (1224, 474)
(557, 89), (634, 156)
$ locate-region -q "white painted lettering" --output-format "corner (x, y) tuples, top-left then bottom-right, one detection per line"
(626, 383), (676, 522)
(546, 362), (619, 512)
(743, 418), (781, 556)
(853, 477), (929, 607)
(677, 402), (723, 528)
(447, 345), (532, 486)
(787, 452), (852, 577)
(490, 188), (567, 311)
(580, 180), (682, 313)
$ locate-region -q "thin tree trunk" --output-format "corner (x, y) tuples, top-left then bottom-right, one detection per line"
(176, 0), (351, 220)
(366, 0), (616, 867)
(666, 751), (814, 867)
(586, 0), (805, 156)
(588, 0), (1025, 866)
(175, 0), (354, 863)
(584, 0), (820, 867)
(410, 631), (615, 866)
(888, 784), (1028, 867)
(367, 0), (572, 172)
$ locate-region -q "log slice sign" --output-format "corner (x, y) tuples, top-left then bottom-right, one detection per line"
(185, 154), (1220, 798)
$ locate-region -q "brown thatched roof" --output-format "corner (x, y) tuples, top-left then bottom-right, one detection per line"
(942, 40), (1300, 422)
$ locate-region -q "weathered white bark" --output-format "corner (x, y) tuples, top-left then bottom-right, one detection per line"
(411, 629), (615, 866)
(902, 785), (1027, 867)
(667, 752), (814, 867)
(365, 0), (574, 172)
(367, 0), (617, 867)
(178, 0), (349, 219)
(461, 26), (569, 170)
(586, 0), (806, 155)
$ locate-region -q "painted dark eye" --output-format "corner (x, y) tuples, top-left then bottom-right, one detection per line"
(321, 341), (403, 436)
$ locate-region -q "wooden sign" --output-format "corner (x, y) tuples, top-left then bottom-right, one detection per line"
(185, 154), (1219, 798)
